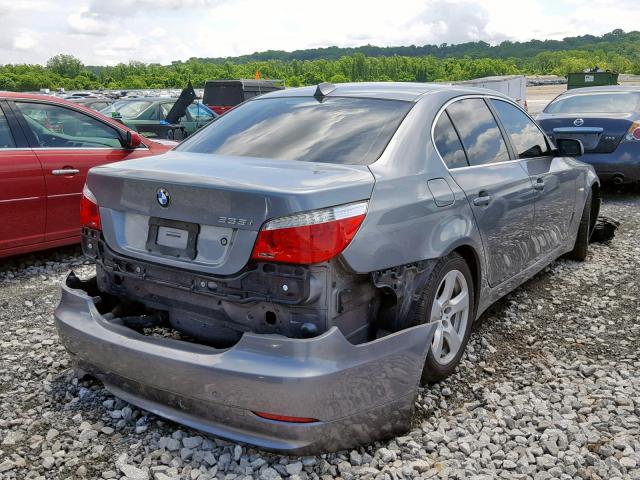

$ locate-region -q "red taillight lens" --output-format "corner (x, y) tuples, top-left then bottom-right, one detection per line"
(251, 201), (368, 265)
(80, 186), (101, 230)
(253, 411), (318, 423)
(210, 105), (231, 115)
(626, 122), (640, 141)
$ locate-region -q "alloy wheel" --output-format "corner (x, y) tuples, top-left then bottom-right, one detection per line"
(430, 269), (470, 365)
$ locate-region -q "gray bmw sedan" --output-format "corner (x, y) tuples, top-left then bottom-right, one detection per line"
(55, 82), (600, 454)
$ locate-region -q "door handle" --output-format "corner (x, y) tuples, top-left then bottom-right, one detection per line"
(473, 192), (492, 206)
(52, 169), (80, 176)
(534, 178), (545, 191)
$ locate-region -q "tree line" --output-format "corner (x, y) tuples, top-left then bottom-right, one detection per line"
(189, 29), (640, 63)
(0, 30), (638, 92)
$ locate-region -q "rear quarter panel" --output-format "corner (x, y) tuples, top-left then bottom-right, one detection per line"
(341, 94), (485, 274)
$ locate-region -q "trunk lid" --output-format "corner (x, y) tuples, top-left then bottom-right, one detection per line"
(87, 152), (375, 275)
(537, 113), (635, 154)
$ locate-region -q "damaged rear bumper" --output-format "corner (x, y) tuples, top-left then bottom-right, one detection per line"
(54, 273), (437, 454)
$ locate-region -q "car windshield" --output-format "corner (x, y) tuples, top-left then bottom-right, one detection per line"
(101, 100), (152, 118)
(545, 92), (640, 114)
(176, 97), (412, 165)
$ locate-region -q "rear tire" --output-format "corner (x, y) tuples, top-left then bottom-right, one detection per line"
(566, 190), (593, 262)
(412, 253), (475, 384)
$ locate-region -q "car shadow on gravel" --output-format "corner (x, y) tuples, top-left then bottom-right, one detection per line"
(0, 245), (84, 275)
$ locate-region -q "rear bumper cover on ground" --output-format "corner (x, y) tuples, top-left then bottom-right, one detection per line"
(54, 273), (437, 454)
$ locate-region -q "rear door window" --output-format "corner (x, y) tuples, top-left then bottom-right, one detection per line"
(0, 108), (16, 148)
(433, 112), (468, 169)
(187, 103), (215, 119)
(177, 96), (412, 165)
(491, 99), (551, 158)
(446, 98), (510, 166)
(160, 102), (176, 120)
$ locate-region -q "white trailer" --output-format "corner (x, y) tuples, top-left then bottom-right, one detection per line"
(454, 75), (527, 109)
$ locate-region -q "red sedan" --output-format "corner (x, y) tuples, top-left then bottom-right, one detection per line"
(0, 92), (175, 258)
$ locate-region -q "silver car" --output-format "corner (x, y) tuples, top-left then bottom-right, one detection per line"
(55, 82), (600, 454)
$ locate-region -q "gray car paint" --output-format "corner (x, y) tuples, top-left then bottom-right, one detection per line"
(55, 82), (599, 453)
(88, 154), (375, 275)
(56, 275), (437, 454)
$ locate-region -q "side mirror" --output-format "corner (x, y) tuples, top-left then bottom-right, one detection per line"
(556, 138), (584, 157)
(125, 130), (142, 149)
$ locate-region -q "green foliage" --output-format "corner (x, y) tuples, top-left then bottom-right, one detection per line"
(46, 54), (85, 78)
(0, 30), (639, 92)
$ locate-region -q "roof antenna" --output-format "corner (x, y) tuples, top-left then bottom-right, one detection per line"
(314, 82), (336, 98)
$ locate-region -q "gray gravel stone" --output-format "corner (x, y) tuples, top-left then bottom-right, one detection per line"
(0, 460), (14, 473)
(182, 435), (203, 449)
(1, 197), (639, 480)
(285, 461), (303, 475)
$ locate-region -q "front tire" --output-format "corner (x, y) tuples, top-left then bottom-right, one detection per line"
(566, 190), (593, 262)
(412, 253), (475, 384)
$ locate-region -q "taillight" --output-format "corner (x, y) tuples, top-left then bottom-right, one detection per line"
(80, 185), (101, 230)
(625, 122), (640, 142)
(210, 105), (231, 115)
(253, 411), (318, 423)
(251, 201), (368, 265)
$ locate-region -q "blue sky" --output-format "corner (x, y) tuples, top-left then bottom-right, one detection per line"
(0, 0), (637, 66)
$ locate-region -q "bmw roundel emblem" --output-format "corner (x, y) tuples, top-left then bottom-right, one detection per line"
(157, 188), (170, 207)
(574, 118), (584, 127)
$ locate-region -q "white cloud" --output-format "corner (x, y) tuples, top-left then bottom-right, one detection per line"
(68, 11), (114, 35)
(13, 30), (38, 51)
(0, 0), (637, 66)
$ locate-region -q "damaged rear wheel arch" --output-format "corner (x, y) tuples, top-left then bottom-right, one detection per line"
(371, 243), (481, 333)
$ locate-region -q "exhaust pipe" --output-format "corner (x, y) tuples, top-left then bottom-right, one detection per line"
(612, 173), (625, 185)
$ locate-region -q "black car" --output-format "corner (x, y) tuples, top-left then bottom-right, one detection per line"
(203, 79), (284, 115)
(537, 86), (640, 185)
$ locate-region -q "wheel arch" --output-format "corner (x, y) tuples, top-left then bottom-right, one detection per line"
(448, 244), (482, 319)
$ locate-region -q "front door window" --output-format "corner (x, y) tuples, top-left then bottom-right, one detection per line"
(15, 102), (123, 149)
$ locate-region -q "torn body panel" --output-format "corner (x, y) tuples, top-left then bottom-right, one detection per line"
(54, 273), (438, 454)
(372, 260), (439, 331)
(85, 229), (381, 346)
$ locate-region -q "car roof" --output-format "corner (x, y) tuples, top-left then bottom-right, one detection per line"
(259, 82), (510, 102)
(70, 98), (112, 103)
(205, 79), (282, 87)
(555, 85), (640, 98)
(115, 97), (176, 102)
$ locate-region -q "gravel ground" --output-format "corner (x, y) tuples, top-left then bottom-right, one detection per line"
(1, 190), (639, 480)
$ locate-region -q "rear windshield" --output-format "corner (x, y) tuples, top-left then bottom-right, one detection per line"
(203, 84), (244, 106)
(545, 92), (640, 114)
(177, 97), (413, 165)
(101, 100), (152, 118)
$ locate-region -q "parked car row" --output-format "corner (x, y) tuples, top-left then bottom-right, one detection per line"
(0, 80), (283, 258)
(54, 82), (599, 454)
(99, 98), (216, 137)
(68, 96), (218, 140)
